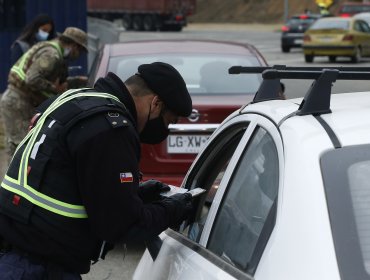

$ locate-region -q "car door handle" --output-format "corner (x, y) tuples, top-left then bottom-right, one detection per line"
(145, 235), (163, 261)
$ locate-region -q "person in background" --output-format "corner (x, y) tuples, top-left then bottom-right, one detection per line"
(10, 13), (55, 65)
(0, 27), (88, 164)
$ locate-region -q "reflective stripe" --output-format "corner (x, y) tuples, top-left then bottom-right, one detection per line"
(1, 177), (87, 218)
(10, 41), (63, 81)
(5, 89), (121, 219)
(30, 134), (45, 159)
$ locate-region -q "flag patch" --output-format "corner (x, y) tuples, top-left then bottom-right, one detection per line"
(120, 172), (133, 183)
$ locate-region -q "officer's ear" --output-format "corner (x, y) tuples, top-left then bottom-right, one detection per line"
(151, 95), (164, 112)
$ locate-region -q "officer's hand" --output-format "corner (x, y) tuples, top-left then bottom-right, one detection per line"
(162, 193), (193, 229)
(138, 179), (170, 203)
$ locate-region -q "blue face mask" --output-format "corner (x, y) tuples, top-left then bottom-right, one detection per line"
(36, 29), (49, 41)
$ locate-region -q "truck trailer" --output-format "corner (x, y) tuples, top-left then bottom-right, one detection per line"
(87, 0), (196, 31)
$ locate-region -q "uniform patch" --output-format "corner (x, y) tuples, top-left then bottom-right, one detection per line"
(38, 57), (52, 70)
(120, 172), (133, 183)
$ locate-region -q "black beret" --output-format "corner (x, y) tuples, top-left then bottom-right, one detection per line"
(138, 62), (192, 117)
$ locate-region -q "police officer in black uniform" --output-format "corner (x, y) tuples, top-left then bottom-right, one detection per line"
(0, 62), (194, 279)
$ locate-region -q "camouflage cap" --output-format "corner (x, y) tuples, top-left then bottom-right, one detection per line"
(59, 27), (88, 52)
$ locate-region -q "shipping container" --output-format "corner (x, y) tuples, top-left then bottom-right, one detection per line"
(87, 0), (196, 31)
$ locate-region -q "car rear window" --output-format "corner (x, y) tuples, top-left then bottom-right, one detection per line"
(340, 5), (370, 14)
(288, 17), (317, 25)
(321, 144), (370, 279)
(108, 54), (262, 95)
(310, 19), (350, 30)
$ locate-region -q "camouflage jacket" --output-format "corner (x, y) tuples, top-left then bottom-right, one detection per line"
(8, 40), (67, 106)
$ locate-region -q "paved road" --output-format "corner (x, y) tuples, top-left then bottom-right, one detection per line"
(118, 22), (370, 99)
(82, 243), (145, 280)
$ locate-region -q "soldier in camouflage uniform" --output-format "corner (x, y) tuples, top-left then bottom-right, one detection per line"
(0, 27), (88, 164)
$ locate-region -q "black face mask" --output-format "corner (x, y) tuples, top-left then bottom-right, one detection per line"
(139, 116), (169, 144)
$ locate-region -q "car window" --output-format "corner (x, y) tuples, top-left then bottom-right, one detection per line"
(359, 20), (370, 32)
(288, 17), (317, 26)
(356, 17), (370, 26)
(340, 5), (370, 14)
(354, 21), (362, 32)
(179, 122), (250, 243)
(310, 19), (349, 30)
(87, 48), (103, 87)
(322, 144), (370, 279)
(207, 127), (279, 274)
(108, 54), (262, 95)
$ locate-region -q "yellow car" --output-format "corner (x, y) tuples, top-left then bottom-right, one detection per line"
(303, 16), (370, 63)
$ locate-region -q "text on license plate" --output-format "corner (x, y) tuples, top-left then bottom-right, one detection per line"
(167, 135), (210, 154)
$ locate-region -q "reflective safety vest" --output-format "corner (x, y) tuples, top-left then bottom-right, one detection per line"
(10, 41), (63, 98)
(0, 88), (128, 222)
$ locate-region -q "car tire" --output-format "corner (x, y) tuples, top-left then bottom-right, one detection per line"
(282, 45), (290, 53)
(143, 15), (155, 31)
(132, 15), (143, 31)
(122, 14), (132, 30)
(305, 55), (314, 63)
(351, 46), (362, 63)
(329, 56), (336, 62)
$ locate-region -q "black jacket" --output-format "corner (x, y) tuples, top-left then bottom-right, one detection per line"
(0, 74), (173, 274)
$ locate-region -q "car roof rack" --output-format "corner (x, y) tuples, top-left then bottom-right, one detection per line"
(229, 65), (370, 116)
(229, 65), (370, 74)
(229, 65), (287, 103)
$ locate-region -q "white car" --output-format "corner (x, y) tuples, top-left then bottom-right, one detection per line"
(354, 12), (370, 26)
(133, 67), (370, 280)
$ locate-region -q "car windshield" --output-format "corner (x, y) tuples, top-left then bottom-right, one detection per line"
(355, 15), (370, 25)
(310, 19), (350, 30)
(108, 54), (262, 95)
(321, 144), (370, 279)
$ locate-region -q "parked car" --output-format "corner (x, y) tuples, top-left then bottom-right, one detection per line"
(354, 12), (370, 25)
(336, 2), (370, 17)
(280, 13), (321, 53)
(303, 16), (370, 63)
(88, 40), (267, 185)
(133, 67), (370, 280)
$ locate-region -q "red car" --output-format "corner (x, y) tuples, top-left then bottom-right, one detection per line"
(88, 40), (267, 186)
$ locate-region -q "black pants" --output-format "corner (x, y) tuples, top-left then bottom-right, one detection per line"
(0, 251), (81, 280)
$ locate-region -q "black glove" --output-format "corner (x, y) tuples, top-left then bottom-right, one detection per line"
(138, 179), (170, 203)
(162, 193), (193, 229)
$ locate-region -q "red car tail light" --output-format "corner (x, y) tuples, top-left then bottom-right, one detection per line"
(340, 13), (351, 18)
(175, 15), (184, 21)
(343, 34), (354, 41)
(281, 25), (290, 32)
(303, 34), (311, 42)
(299, 14), (309, 19)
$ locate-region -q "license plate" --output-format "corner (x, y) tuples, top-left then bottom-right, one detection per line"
(167, 135), (210, 154)
(294, 39), (303, 44)
(318, 36), (335, 42)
